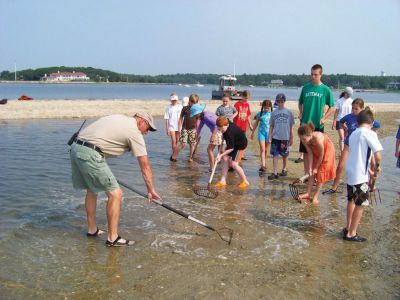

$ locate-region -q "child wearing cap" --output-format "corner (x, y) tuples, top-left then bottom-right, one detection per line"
(267, 93), (295, 179)
(215, 116), (249, 189)
(343, 109), (382, 242)
(190, 103), (222, 172)
(165, 93), (183, 161)
(172, 94), (199, 162)
(251, 99), (273, 172)
(332, 87), (353, 151)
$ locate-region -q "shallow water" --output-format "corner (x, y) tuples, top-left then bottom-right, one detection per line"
(0, 119), (399, 299)
(1, 82), (400, 103)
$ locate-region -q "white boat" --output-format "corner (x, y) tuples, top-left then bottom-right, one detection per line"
(196, 83), (204, 87)
(211, 75), (243, 100)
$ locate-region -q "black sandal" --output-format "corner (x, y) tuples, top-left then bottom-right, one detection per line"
(322, 188), (337, 195)
(86, 227), (105, 237)
(105, 235), (135, 247)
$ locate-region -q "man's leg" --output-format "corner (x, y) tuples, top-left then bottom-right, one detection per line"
(85, 189), (99, 234)
(106, 187), (124, 242)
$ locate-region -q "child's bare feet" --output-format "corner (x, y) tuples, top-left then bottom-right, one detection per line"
(311, 196), (319, 205)
(297, 193), (311, 202)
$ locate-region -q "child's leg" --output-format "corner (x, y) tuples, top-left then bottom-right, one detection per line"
(188, 143), (195, 161)
(207, 144), (216, 171)
(258, 140), (266, 167)
(219, 156), (229, 184)
(298, 174), (314, 200)
(312, 182), (323, 205)
(232, 161), (248, 184)
(346, 200), (355, 231)
(331, 146), (349, 190)
(282, 155), (288, 171)
(169, 130), (177, 149)
(265, 142), (270, 168)
(348, 206), (364, 237)
(172, 142), (185, 160)
(272, 155), (279, 174)
(338, 128), (345, 152)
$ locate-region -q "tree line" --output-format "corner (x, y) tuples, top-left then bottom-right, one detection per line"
(1, 66), (399, 90)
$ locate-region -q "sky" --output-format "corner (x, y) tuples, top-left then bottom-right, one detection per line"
(1, 0), (399, 76)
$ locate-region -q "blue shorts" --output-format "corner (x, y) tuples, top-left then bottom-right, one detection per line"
(258, 130), (269, 142)
(270, 139), (289, 156)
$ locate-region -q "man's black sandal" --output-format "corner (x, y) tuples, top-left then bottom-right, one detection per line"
(105, 236), (135, 247)
(86, 227), (105, 237)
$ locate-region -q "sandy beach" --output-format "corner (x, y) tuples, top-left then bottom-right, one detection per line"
(1, 99), (399, 138)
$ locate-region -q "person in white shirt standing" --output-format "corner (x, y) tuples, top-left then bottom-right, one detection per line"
(343, 109), (383, 242)
(164, 93), (183, 161)
(332, 87), (353, 151)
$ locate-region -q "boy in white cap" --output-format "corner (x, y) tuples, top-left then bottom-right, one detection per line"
(164, 93), (183, 161)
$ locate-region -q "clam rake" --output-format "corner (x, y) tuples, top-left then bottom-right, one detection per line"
(117, 180), (233, 245)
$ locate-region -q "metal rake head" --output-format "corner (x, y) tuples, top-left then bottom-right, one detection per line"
(215, 227), (234, 245)
(289, 183), (299, 200)
(369, 187), (382, 205)
(193, 185), (219, 199)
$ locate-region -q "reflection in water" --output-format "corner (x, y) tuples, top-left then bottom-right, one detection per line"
(0, 120), (399, 298)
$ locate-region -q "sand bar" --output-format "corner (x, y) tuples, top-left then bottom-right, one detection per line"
(1, 99), (399, 120)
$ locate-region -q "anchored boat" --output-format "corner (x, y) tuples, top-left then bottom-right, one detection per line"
(211, 75), (243, 100)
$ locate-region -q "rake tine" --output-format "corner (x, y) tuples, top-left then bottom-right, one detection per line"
(377, 188), (382, 204)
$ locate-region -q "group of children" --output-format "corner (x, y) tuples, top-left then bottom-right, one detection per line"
(163, 89), (386, 242)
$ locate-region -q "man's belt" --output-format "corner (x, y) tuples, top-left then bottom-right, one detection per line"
(74, 139), (103, 154)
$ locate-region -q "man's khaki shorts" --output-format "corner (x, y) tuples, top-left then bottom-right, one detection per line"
(70, 143), (119, 193)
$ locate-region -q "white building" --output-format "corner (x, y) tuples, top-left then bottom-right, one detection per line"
(269, 79), (284, 87)
(42, 71), (90, 82)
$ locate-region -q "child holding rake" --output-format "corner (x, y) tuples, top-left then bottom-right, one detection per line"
(296, 122), (336, 204)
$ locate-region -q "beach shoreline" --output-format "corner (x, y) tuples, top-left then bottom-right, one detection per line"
(1, 99), (400, 120)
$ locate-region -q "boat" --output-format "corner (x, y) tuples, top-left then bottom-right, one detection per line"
(18, 95), (33, 101)
(211, 75), (243, 100)
(0, 98), (7, 105)
(196, 83), (204, 87)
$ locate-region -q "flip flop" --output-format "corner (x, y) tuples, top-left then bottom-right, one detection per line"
(322, 188), (337, 195)
(105, 236), (135, 247)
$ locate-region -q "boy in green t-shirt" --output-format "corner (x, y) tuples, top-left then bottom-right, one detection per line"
(298, 64), (335, 174)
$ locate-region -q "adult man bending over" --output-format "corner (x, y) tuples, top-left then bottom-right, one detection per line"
(298, 64), (335, 174)
(69, 112), (161, 247)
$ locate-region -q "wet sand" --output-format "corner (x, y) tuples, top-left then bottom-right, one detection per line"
(1, 117), (399, 299)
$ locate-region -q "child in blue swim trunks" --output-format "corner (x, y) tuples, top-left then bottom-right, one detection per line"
(251, 100), (273, 172)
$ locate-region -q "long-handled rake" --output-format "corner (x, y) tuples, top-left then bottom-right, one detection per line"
(289, 174), (310, 200)
(369, 163), (382, 205)
(193, 159), (219, 199)
(118, 180), (233, 244)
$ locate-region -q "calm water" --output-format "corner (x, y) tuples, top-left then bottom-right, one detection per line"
(0, 119), (399, 299)
(1, 82), (400, 103)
